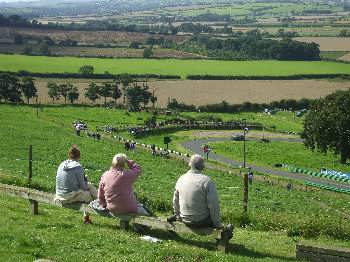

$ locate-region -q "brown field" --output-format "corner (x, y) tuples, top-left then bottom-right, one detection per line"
(294, 37), (350, 51)
(33, 78), (350, 107)
(0, 27), (187, 45)
(0, 44), (204, 59)
(339, 53), (350, 62)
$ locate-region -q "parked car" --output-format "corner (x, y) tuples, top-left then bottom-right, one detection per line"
(232, 135), (244, 141)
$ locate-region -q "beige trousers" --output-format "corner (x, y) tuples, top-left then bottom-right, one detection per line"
(54, 183), (97, 204)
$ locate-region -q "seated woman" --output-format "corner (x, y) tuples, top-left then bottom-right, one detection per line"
(97, 153), (150, 216)
(55, 145), (97, 224)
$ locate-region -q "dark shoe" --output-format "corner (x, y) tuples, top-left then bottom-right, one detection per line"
(167, 215), (177, 223)
(84, 216), (93, 225)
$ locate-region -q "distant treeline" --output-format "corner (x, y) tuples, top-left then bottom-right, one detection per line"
(184, 32), (320, 60)
(4, 70), (181, 80)
(168, 98), (313, 113)
(2, 70), (350, 81)
(0, 14), (216, 35)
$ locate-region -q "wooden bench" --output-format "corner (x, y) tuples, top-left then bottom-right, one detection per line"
(0, 183), (233, 253)
(296, 243), (350, 262)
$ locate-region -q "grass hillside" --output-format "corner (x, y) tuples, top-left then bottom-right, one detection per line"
(1, 104), (350, 261)
(0, 193), (305, 262)
(1, 54), (350, 78)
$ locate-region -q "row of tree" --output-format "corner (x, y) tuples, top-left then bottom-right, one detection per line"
(0, 74), (37, 103)
(167, 98), (312, 113)
(47, 77), (157, 111)
(0, 73), (157, 111)
(183, 31), (320, 60)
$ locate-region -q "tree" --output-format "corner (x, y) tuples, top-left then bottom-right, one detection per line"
(111, 81), (122, 104)
(129, 41), (140, 49)
(150, 92), (158, 109)
(68, 86), (79, 104)
(14, 34), (23, 45)
(47, 82), (60, 103)
(119, 74), (133, 105)
(140, 83), (152, 108)
(79, 65), (94, 75)
(85, 82), (100, 104)
(39, 42), (50, 55)
(22, 45), (33, 55)
(21, 77), (37, 104)
(143, 47), (153, 58)
(302, 90), (350, 164)
(126, 84), (152, 111)
(59, 83), (70, 104)
(338, 29), (349, 37)
(0, 74), (22, 103)
(98, 82), (112, 106)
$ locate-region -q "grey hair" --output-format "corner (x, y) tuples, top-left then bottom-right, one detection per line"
(112, 153), (128, 168)
(189, 154), (205, 171)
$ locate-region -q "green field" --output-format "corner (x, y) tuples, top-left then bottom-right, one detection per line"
(165, 2), (343, 18)
(1, 54), (350, 78)
(181, 111), (304, 133)
(208, 140), (350, 174)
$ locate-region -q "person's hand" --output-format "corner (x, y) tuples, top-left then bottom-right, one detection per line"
(127, 160), (135, 168)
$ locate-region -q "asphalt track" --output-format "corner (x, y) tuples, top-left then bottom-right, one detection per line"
(182, 136), (350, 191)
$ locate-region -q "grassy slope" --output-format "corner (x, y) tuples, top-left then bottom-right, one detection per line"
(181, 111), (304, 133)
(1, 105), (350, 250)
(0, 193), (303, 262)
(1, 54), (350, 78)
(208, 140), (350, 174)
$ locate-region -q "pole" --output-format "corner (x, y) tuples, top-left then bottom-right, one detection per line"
(242, 119), (249, 223)
(28, 145), (32, 185)
(243, 119), (247, 168)
(262, 125), (265, 140)
(243, 170), (248, 216)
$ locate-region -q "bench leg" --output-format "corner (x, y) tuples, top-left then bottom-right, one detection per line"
(217, 238), (229, 253)
(216, 225), (234, 253)
(120, 220), (130, 230)
(29, 199), (38, 215)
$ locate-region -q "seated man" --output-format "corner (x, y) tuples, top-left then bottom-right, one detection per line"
(172, 154), (222, 228)
(55, 145), (97, 224)
(97, 153), (150, 216)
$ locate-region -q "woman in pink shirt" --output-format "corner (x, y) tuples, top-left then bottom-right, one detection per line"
(98, 153), (150, 215)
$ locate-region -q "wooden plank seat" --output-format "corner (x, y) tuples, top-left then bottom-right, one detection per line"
(296, 244), (350, 262)
(0, 183), (233, 252)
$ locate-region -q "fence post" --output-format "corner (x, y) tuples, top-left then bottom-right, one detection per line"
(28, 145), (38, 215)
(243, 171), (249, 216)
(28, 145), (32, 185)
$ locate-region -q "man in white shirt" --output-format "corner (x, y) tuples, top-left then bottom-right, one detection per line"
(172, 154), (222, 228)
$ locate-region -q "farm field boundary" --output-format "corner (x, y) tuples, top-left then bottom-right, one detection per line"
(1, 54), (350, 78)
(0, 70), (181, 80)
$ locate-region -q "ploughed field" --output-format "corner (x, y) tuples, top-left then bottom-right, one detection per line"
(294, 37), (350, 52)
(0, 27), (187, 45)
(0, 44), (204, 59)
(34, 78), (350, 106)
(1, 54), (350, 78)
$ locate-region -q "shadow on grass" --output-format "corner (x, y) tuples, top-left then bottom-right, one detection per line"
(101, 225), (298, 261)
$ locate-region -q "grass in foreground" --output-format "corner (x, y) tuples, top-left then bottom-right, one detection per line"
(1, 105), (350, 241)
(1, 54), (350, 78)
(0, 193), (302, 262)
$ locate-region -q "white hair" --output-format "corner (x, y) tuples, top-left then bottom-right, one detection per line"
(112, 153), (128, 168)
(189, 154), (205, 171)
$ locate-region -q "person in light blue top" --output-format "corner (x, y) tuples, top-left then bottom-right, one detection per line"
(55, 145), (97, 224)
